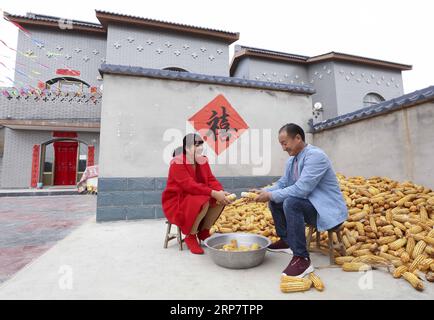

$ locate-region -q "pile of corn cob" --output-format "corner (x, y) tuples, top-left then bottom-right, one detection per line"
(210, 195), (280, 243)
(211, 174), (434, 291)
(332, 174), (434, 291)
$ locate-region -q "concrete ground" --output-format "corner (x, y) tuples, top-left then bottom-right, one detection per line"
(0, 218), (432, 300)
(0, 187), (78, 197)
(0, 195), (95, 284)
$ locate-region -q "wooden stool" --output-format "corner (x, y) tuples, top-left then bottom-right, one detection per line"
(306, 224), (346, 264)
(163, 221), (184, 250)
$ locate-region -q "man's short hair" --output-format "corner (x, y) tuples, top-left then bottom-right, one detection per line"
(279, 123), (305, 142)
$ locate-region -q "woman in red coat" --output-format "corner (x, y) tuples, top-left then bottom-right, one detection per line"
(162, 133), (233, 254)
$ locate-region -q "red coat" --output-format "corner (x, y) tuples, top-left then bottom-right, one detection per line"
(162, 154), (223, 235)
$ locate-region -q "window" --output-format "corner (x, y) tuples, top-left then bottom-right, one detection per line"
(163, 67), (188, 72)
(363, 93), (385, 107)
(46, 77), (90, 94)
(78, 143), (88, 172)
(42, 143), (54, 186)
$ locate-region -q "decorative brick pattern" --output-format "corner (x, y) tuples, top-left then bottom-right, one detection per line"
(96, 176), (279, 222)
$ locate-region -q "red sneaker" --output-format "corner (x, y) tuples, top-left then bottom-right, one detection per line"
(184, 234), (204, 254)
(197, 229), (211, 241)
(282, 256), (314, 277)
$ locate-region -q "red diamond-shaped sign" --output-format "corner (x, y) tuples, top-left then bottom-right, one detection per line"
(188, 94), (249, 155)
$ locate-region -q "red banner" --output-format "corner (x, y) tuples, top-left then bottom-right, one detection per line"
(87, 145), (95, 167)
(188, 94), (249, 155)
(56, 69), (81, 76)
(53, 131), (77, 138)
(30, 145), (40, 188)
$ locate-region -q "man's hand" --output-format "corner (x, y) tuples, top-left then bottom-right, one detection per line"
(255, 190), (272, 202)
(248, 188), (262, 194)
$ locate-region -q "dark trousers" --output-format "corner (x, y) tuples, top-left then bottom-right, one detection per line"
(268, 196), (318, 258)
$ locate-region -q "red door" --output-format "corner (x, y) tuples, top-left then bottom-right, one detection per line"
(54, 141), (78, 186)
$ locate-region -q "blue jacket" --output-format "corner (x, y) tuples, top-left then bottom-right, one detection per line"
(265, 144), (348, 231)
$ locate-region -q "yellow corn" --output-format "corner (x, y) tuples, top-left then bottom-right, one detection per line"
(342, 262), (371, 272)
(353, 249), (372, 257)
(226, 193), (237, 201)
(369, 217), (378, 233)
(350, 211), (367, 221)
(392, 265), (408, 278)
(423, 236), (434, 246)
(400, 251), (410, 263)
(408, 225), (423, 234)
(409, 255), (426, 272)
(308, 273), (324, 292)
(389, 238), (407, 250)
(335, 256), (355, 265)
(402, 272), (424, 291)
(377, 235), (397, 245)
(418, 258), (433, 272)
(240, 192), (258, 200)
(280, 278), (312, 293)
(406, 237), (416, 256)
(412, 240), (427, 259)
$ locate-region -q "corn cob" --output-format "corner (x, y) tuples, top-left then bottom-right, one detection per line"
(377, 235), (397, 245)
(400, 251), (410, 263)
(342, 262), (371, 272)
(308, 273), (324, 292)
(392, 265), (408, 278)
(406, 237), (416, 256)
(280, 278), (312, 293)
(423, 236), (434, 246)
(418, 258), (433, 271)
(226, 193), (237, 201)
(335, 256), (355, 265)
(350, 211), (367, 221)
(409, 255), (426, 272)
(240, 192), (258, 200)
(353, 249), (372, 257)
(412, 240), (427, 259)
(402, 272), (424, 291)
(389, 238), (407, 250)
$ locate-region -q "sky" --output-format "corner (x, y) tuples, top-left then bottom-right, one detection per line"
(0, 0), (433, 93)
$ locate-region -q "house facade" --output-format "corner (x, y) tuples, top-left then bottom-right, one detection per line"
(0, 10), (418, 191)
(0, 11), (239, 188)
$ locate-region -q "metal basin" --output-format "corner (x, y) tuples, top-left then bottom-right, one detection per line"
(204, 233), (271, 269)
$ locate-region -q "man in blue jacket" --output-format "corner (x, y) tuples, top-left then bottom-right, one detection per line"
(253, 123), (348, 277)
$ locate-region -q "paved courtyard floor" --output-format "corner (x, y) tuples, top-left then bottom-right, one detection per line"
(0, 216), (433, 299)
(0, 195), (95, 284)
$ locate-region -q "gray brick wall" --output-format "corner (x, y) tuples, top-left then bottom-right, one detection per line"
(96, 176), (279, 222)
(1, 128), (100, 188)
(106, 25), (230, 76)
(0, 95), (101, 120)
(233, 58), (405, 121)
(15, 26), (106, 88)
(1, 128), (51, 188)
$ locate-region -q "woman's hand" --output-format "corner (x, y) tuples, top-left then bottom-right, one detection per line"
(211, 190), (232, 205)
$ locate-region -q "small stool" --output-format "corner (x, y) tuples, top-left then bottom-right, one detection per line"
(306, 224), (346, 264)
(163, 221), (184, 250)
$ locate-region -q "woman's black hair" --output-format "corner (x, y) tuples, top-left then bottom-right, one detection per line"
(172, 133), (204, 157)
